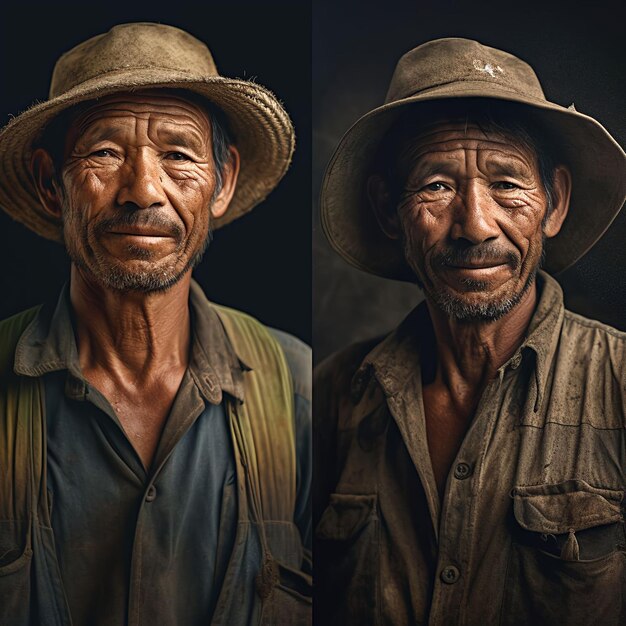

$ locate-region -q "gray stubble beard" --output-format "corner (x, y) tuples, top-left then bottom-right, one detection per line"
(402, 234), (546, 323)
(61, 202), (213, 294)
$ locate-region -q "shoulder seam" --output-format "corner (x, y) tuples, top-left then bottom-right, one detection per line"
(563, 310), (626, 340)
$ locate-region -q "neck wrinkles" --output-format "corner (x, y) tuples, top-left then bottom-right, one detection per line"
(70, 264), (191, 379)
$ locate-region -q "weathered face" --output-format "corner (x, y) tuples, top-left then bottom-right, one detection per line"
(59, 91), (220, 292)
(395, 121), (551, 321)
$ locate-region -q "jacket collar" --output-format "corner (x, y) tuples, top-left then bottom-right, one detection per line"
(14, 279), (247, 404)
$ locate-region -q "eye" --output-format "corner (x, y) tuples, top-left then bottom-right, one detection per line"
(89, 149), (113, 158)
(421, 182), (448, 192)
(166, 152), (191, 161)
(493, 181), (519, 190)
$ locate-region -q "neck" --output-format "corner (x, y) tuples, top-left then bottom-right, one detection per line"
(424, 282), (538, 393)
(70, 265), (192, 382)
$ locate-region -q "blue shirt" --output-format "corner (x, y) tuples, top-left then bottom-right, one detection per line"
(15, 281), (311, 626)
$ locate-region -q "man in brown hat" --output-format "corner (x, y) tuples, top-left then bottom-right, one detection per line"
(314, 38), (626, 625)
(0, 23), (311, 626)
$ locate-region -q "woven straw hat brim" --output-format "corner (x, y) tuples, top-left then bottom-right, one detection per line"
(0, 68), (295, 242)
(321, 81), (626, 280)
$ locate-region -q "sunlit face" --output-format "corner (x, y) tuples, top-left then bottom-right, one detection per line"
(59, 91), (219, 292)
(396, 121), (550, 321)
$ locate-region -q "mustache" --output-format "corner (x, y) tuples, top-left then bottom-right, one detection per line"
(93, 210), (184, 240)
(432, 242), (520, 269)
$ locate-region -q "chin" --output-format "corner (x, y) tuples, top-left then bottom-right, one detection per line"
(101, 269), (188, 294)
(74, 253), (192, 294)
(429, 272), (537, 322)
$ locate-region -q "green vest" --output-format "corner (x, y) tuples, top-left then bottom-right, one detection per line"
(0, 305), (311, 626)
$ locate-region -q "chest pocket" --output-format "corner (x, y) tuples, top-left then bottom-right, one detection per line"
(314, 493), (379, 626)
(501, 480), (626, 626)
(0, 520), (33, 626)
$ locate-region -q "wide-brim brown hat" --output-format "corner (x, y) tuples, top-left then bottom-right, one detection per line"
(0, 22), (295, 241)
(321, 37), (626, 280)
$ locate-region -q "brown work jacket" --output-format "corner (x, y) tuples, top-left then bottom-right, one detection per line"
(313, 271), (626, 626)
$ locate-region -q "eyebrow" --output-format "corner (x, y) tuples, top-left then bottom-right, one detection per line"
(74, 124), (123, 146)
(485, 155), (533, 179)
(70, 120), (207, 155)
(157, 129), (205, 153)
(406, 159), (460, 182)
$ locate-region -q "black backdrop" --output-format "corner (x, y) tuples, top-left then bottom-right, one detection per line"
(313, 0), (626, 362)
(0, 1), (311, 344)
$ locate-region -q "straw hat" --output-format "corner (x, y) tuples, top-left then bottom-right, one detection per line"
(321, 38), (626, 280)
(0, 22), (295, 241)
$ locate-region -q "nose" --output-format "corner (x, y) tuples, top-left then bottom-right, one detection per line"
(115, 150), (166, 209)
(450, 180), (500, 244)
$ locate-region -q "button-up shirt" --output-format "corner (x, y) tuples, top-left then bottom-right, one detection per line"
(313, 271), (626, 626)
(13, 281), (311, 626)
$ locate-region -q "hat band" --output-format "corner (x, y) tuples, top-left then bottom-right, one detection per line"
(389, 77), (544, 105)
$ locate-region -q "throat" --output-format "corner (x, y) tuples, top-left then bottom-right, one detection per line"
(87, 368), (186, 470)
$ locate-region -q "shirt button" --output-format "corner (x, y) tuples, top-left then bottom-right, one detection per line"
(145, 485), (157, 502)
(510, 353), (522, 370)
(440, 565), (460, 584)
(454, 462), (472, 480)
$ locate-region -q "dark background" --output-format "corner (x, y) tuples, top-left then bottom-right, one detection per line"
(313, 0), (626, 363)
(0, 1), (311, 343)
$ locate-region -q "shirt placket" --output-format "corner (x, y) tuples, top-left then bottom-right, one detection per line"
(428, 375), (504, 626)
(127, 382), (209, 626)
(386, 363), (506, 626)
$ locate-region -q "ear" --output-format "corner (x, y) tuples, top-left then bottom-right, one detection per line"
(30, 148), (64, 219)
(210, 146), (241, 220)
(367, 174), (401, 240)
(543, 165), (572, 238)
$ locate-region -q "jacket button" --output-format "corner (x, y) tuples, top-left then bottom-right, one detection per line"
(441, 565), (460, 584)
(145, 485), (157, 502)
(454, 462), (472, 480)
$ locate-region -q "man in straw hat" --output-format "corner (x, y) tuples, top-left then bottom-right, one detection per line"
(0, 23), (311, 626)
(314, 38), (626, 625)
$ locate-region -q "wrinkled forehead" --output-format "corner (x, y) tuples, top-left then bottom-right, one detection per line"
(69, 89), (212, 134)
(59, 89), (214, 159)
(397, 119), (538, 165)
(375, 100), (547, 175)
(380, 106), (545, 184)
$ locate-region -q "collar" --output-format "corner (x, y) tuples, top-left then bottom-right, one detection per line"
(351, 270), (565, 413)
(14, 279), (247, 405)
(516, 271), (564, 411)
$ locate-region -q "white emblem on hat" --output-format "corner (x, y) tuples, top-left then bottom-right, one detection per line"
(473, 59), (504, 77)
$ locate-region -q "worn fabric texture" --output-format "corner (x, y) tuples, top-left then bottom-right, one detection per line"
(0, 281), (312, 626)
(314, 271), (626, 626)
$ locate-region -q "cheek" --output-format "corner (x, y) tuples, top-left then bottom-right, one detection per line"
(499, 193), (547, 258)
(62, 169), (111, 225)
(399, 198), (450, 254)
(165, 166), (215, 231)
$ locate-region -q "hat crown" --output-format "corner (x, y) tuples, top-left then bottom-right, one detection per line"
(49, 22), (218, 98)
(386, 38), (545, 104)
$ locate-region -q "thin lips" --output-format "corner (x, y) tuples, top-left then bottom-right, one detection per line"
(447, 260), (510, 269)
(109, 227), (173, 237)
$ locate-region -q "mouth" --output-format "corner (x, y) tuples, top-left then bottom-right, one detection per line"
(447, 260), (510, 270)
(108, 228), (172, 238)
(441, 260), (514, 282)
(106, 228), (177, 246)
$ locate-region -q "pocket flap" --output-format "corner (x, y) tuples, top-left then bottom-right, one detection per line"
(315, 493), (377, 541)
(512, 480), (623, 534)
